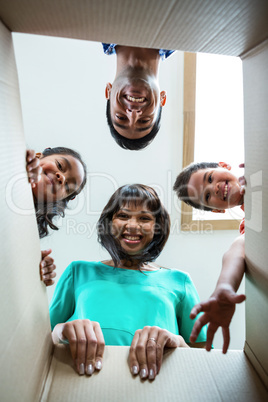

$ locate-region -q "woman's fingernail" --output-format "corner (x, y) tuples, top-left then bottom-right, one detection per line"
(131, 366), (138, 375)
(140, 369), (146, 379)
(95, 360), (102, 370)
(86, 364), (94, 375)
(149, 369), (154, 380)
(79, 363), (85, 375)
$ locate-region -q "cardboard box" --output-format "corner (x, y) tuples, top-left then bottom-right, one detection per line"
(0, 1), (267, 400)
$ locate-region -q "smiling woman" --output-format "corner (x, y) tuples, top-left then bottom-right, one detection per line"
(111, 206), (155, 255)
(98, 184), (170, 268)
(49, 184), (207, 380)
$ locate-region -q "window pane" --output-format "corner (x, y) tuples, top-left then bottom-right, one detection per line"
(194, 53), (244, 221)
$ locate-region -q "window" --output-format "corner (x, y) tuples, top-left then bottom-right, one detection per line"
(181, 52), (244, 231)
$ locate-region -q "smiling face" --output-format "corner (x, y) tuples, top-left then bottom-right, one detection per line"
(187, 167), (243, 210)
(32, 154), (85, 202)
(105, 67), (166, 139)
(111, 203), (156, 255)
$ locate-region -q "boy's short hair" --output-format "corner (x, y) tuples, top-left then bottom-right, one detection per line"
(173, 162), (219, 211)
(106, 100), (162, 150)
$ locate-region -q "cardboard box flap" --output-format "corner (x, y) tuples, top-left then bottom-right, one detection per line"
(0, 1), (268, 400)
(0, 20), (53, 402)
(0, 0), (267, 56)
(242, 39), (268, 389)
(42, 346), (267, 402)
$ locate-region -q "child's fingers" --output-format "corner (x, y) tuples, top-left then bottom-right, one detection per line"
(238, 175), (246, 184)
(206, 322), (218, 351)
(41, 266), (56, 286)
(43, 256), (55, 266)
(240, 185), (246, 195)
(29, 176), (42, 187)
(41, 261), (56, 275)
(223, 289), (246, 304)
(190, 299), (215, 319)
(27, 164), (42, 187)
(43, 271), (56, 281)
(229, 293), (246, 304)
(189, 303), (202, 319)
(27, 157), (40, 171)
(44, 278), (55, 287)
(41, 249), (52, 259)
(222, 327), (230, 354)
(26, 149), (36, 163)
(190, 314), (209, 343)
(218, 162), (231, 170)
(28, 174), (42, 185)
(27, 167), (42, 178)
(40, 250), (54, 273)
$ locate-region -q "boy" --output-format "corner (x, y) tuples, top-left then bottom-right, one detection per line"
(173, 162), (246, 353)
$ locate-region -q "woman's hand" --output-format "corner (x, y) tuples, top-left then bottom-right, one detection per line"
(26, 149), (42, 188)
(128, 326), (189, 381)
(52, 320), (105, 376)
(40, 249), (56, 286)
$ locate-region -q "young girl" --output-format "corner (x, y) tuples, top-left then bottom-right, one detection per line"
(49, 184), (206, 380)
(26, 147), (87, 286)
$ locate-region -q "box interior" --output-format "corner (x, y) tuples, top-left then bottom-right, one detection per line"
(0, 1), (267, 400)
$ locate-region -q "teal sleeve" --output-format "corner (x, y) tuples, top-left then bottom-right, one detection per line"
(49, 264), (75, 330)
(177, 274), (207, 344)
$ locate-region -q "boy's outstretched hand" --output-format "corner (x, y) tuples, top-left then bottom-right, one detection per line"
(40, 249), (56, 286)
(189, 285), (246, 354)
(26, 149), (42, 188)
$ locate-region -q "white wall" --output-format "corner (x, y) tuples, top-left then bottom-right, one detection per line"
(13, 33), (245, 350)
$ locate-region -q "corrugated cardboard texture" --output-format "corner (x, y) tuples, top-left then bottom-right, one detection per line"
(0, 0), (268, 56)
(1, 1), (268, 400)
(0, 20), (53, 402)
(42, 346), (267, 402)
(242, 39), (268, 388)
(244, 278), (268, 389)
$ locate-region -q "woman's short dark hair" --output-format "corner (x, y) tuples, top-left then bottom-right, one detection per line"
(173, 162), (219, 211)
(97, 184), (170, 268)
(35, 147), (87, 238)
(106, 100), (162, 150)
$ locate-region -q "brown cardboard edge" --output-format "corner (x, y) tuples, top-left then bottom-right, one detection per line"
(39, 344), (55, 402)
(240, 38), (268, 60)
(244, 341), (268, 390)
(245, 256), (268, 295)
(0, 17), (12, 33)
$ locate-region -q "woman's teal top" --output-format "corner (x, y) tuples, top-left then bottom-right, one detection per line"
(49, 261), (207, 346)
